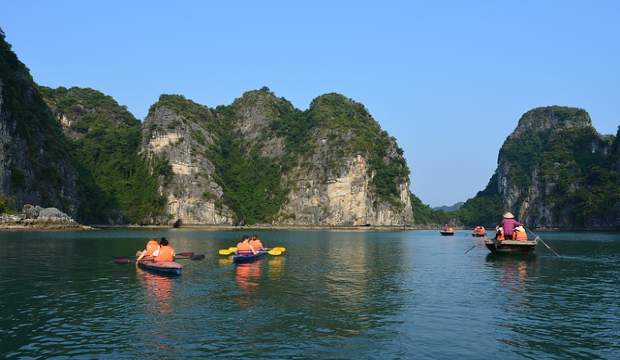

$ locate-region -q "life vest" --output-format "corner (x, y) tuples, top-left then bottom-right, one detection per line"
(145, 239), (159, 256)
(514, 229), (528, 241)
(154, 245), (175, 262)
(236, 241), (253, 254)
(249, 239), (263, 251)
(496, 227), (505, 241)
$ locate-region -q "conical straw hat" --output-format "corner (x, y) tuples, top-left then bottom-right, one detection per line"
(503, 212), (515, 219)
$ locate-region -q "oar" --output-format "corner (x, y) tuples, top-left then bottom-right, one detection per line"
(464, 244), (477, 254)
(527, 229), (561, 257)
(113, 256), (132, 264)
(176, 254), (205, 261)
(218, 246), (286, 256)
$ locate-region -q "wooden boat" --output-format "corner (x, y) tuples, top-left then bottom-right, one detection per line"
(233, 251), (268, 264)
(440, 226), (455, 236)
(138, 259), (183, 276)
(472, 226), (486, 237)
(484, 238), (537, 254)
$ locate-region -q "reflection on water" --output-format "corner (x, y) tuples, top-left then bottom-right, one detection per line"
(485, 254), (537, 291)
(267, 256), (285, 280)
(137, 268), (174, 315)
(0, 230), (618, 359)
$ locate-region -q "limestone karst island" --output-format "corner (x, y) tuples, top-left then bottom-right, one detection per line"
(1, 2), (619, 359)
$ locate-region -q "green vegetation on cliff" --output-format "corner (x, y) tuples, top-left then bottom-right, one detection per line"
(456, 175), (503, 227)
(0, 31), (77, 212)
(410, 193), (452, 226)
(208, 92), (291, 224)
(41, 87), (167, 223)
(458, 106), (620, 228)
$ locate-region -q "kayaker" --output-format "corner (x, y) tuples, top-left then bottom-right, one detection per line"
(496, 212), (522, 240)
(137, 238), (160, 261)
(236, 235), (257, 255)
(249, 234), (264, 251)
(153, 237), (175, 262)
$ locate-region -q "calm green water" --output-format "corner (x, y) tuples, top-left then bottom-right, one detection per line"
(0, 230), (618, 359)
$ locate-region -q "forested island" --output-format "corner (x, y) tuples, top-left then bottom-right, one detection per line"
(1, 31), (618, 229)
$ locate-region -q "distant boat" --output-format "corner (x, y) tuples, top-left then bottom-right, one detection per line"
(484, 238), (537, 254)
(440, 225), (455, 236)
(472, 226), (486, 237)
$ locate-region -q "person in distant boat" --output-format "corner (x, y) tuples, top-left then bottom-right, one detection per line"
(153, 237), (175, 262)
(236, 235), (257, 255)
(496, 212), (522, 240)
(137, 238), (160, 261)
(249, 234), (264, 251)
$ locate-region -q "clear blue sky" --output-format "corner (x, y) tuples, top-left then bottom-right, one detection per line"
(2, 1), (619, 206)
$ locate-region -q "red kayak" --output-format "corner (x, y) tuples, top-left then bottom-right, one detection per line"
(138, 259), (183, 276)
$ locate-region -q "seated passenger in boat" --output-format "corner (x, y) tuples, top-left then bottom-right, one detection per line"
(249, 234), (264, 251)
(237, 235), (257, 255)
(513, 225), (528, 241)
(137, 238), (160, 261)
(153, 237), (175, 262)
(497, 212), (522, 240)
(495, 227), (505, 241)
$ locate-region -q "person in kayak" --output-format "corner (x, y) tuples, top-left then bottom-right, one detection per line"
(153, 237), (175, 262)
(249, 234), (264, 251)
(496, 212), (522, 240)
(236, 236), (257, 255)
(136, 238), (160, 261)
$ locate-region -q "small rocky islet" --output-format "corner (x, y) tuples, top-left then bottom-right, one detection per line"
(0, 32), (619, 230)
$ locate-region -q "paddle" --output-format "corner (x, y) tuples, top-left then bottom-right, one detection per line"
(114, 251), (204, 264)
(464, 244), (477, 254)
(526, 230), (561, 257)
(218, 246), (286, 256)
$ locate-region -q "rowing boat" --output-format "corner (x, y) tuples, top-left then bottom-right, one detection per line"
(484, 238), (537, 254)
(138, 259), (183, 275)
(233, 251), (268, 264)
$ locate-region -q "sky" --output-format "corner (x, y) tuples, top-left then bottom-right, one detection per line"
(1, 1), (619, 206)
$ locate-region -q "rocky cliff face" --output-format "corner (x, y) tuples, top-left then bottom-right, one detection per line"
(141, 95), (234, 225)
(0, 33), (79, 215)
(141, 89), (413, 226)
(460, 106), (620, 229)
(275, 93), (412, 226)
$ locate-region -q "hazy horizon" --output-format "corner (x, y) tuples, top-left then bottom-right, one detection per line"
(2, 1), (618, 206)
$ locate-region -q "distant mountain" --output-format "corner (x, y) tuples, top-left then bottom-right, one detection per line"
(433, 202), (464, 212)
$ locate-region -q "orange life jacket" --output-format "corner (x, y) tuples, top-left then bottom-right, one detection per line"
(154, 245), (175, 262)
(496, 228), (505, 241)
(237, 241), (253, 254)
(145, 240), (159, 256)
(249, 239), (263, 251)
(514, 230), (528, 241)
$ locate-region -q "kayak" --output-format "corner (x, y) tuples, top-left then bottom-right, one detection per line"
(138, 259), (183, 276)
(233, 251), (268, 264)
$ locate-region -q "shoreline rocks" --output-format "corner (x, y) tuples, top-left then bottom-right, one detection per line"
(0, 204), (92, 230)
